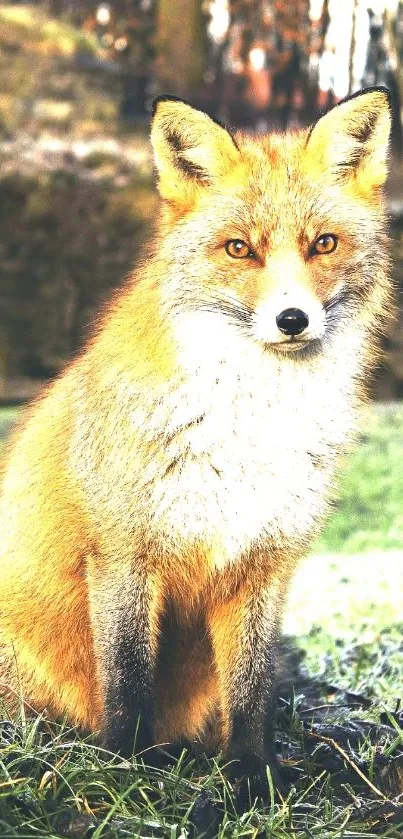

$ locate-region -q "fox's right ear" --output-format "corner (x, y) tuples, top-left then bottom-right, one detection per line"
(150, 96), (240, 211)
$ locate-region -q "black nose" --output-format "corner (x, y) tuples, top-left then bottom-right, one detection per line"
(276, 307), (309, 336)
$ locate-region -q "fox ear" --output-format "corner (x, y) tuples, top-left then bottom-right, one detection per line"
(306, 87), (391, 193)
(150, 96), (240, 209)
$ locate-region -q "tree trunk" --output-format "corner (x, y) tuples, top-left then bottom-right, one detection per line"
(155, 0), (206, 97)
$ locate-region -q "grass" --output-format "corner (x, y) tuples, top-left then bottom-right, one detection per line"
(0, 628), (401, 838)
(0, 685), (401, 838)
(0, 408), (19, 445)
(0, 403), (402, 836)
(284, 551), (403, 705)
(313, 403), (403, 553)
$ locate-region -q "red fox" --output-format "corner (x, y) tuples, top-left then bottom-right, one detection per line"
(0, 88), (392, 786)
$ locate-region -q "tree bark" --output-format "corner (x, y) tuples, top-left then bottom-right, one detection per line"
(155, 0), (206, 97)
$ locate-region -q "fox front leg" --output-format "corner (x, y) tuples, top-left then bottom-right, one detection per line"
(86, 555), (162, 758)
(209, 577), (286, 790)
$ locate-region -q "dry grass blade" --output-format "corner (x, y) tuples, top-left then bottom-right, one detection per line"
(306, 730), (394, 803)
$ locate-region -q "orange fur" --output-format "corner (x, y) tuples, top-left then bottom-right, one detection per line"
(0, 89), (393, 774)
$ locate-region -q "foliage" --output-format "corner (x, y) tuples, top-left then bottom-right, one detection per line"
(0, 6), (100, 58)
(0, 170), (156, 378)
(0, 5), (120, 137)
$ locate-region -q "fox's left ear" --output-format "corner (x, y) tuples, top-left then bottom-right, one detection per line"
(306, 87), (391, 193)
(150, 96), (240, 210)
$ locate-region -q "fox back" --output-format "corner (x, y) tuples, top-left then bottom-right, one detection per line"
(0, 89), (392, 781)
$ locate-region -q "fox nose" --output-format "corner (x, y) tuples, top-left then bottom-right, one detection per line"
(276, 307), (309, 336)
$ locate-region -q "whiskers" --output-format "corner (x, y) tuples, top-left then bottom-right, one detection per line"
(324, 289), (354, 331)
(196, 291), (254, 335)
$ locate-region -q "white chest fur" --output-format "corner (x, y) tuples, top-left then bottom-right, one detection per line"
(145, 311), (362, 566)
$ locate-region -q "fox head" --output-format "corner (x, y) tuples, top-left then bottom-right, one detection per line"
(150, 89), (391, 354)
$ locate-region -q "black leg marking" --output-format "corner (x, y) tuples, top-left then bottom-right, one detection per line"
(87, 558), (161, 759)
(101, 628), (154, 758)
(210, 580), (285, 791)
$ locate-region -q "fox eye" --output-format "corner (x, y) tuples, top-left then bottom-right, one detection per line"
(225, 239), (253, 259)
(311, 234), (338, 255)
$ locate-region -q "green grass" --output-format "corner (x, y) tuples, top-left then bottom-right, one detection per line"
(313, 403), (403, 553)
(0, 627), (401, 838)
(0, 408), (19, 446)
(285, 551), (403, 701)
(0, 403), (402, 836)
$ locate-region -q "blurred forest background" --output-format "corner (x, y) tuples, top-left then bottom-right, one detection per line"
(0, 0), (403, 401)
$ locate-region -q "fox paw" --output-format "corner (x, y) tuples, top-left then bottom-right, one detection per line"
(226, 750), (288, 803)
